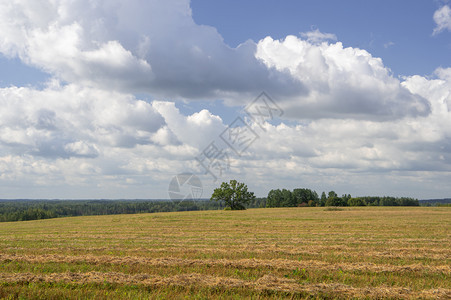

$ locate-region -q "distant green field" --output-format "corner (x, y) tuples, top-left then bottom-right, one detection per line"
(0, 207), (450, 299)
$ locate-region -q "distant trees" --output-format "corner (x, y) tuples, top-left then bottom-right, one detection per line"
(210, 180), (256, 210)
(349, 196), (419, 207)
(320, 192), (327, 206)
(0, 186), (421, 223)
(325, 192), (347, 207)
(293, 188), (319, 207)
(267, 188), (319, 207)
(266, 189), (283, 207)
(347, 197), (365, 206)
(0, 198), (267, 222)
(265, 188), (419, 208)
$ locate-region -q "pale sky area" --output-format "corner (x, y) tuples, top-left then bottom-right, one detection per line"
(0, 0), (451, 199)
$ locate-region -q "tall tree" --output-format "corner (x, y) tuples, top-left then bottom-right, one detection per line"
(266, 189), (283, 207)
(210, 180), (256, 210)
(320, 191), (327, 207)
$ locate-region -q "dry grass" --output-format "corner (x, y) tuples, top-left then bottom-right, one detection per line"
(0, 272), (449, 299)
(0, 207), (450, 299)
(0, 254), (449, 274)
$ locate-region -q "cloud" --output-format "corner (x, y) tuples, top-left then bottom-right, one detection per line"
(383, 41), (395, 49)
(0, 82), (235, 198)
(0, 0), (304, 101)
(0, 77), (450, 198)
(152, 101), (226, 149)
(300, 29), (337, 44)
(255, 35), (430, 120)
(0, 0), (450, 199)
(232, 67), (451, 198)
(0, 83), (166, 158)
(0, 1), (427, 121)
(433, 5), (451, 35)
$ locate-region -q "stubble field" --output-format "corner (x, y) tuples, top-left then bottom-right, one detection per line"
(0, 207), (450, 299)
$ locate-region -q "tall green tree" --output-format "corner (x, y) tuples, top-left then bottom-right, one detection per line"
(325, 191), (348, 206)
(320, 191), (327, 206)
(281, 189), (294, 207)
(293, 188), (319, 206)
(348, 197), (365, 206)
(266, 189), (283, 207)
(210, 180), (256, 210)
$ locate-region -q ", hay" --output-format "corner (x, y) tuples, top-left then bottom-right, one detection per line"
(0, 254), (449, 275)
(0, 272), (449, 299)
(0, 207), (450, 298)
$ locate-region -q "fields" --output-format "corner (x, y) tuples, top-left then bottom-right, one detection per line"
(0, 207), (450, 299)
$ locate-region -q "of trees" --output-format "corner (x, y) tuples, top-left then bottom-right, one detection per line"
(266, 189), (283, 207)
(210, 180), (256, 210)
(324, 191), (350, 206)
(265, 187), (420, 208)
(293, 188), (319, 206)
(397, 197), (420, 206)
(267, 188), (319, 207)
(379, 197), (397, 206)
(0, 199), (268, 222)
(320, 192), (327, 206)
(281, 189), (295, 207)
(347, 197), (365, 206)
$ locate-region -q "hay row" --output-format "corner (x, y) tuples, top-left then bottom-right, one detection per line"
(0, 272), (449, 299)
(3, 243), (449, 260)
(1, 254), (449, 275)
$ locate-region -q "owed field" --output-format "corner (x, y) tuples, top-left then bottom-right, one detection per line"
(0, 207), (450, 299)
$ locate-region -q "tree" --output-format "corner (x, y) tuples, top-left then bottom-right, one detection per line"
(320, 192), (327, 206)
(348, 197), (365, 206)
(342, 194), (352, 203)
(397, 197), (419, 206)
(281, 189), (294, 207)
(328, 191), (338, 199)
(325, 191), (347, 206)
(266, 189), (283, 207)
(210, 180), (256, 210)
(379, 197), (397, 206)
(293, 188), (319, 206)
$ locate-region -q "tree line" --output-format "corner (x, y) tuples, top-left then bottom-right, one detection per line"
(0, 198), (267, 222)
(0, 183), (421, 222)
(266, 188), (419, 207)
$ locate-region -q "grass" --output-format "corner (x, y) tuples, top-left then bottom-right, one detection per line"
(0, 207), (450, 299)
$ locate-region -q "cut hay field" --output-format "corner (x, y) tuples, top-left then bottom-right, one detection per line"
(0, 207), (450, 299)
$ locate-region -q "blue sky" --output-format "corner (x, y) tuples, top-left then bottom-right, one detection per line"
(191, 0), (450, 77)
(2, 1), (449, 87)
(0, 0), (451, 199)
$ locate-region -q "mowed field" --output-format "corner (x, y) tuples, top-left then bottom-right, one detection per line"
(0, 207), (450, 299)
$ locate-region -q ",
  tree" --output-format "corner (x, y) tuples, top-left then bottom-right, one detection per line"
(325, 191), (348, 206)
(320, 192), (327, 206)
(328, 191), (338, 199)
(281, 189), (294, 207)
(293, 188), (319, 206)
(210, 180), (256, 210)
(348, 197), (366, 206)
(266, 189), (283, 207)
(263, 188), (420, 209)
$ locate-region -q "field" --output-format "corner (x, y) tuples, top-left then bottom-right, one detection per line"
(0, 207), (450, 299)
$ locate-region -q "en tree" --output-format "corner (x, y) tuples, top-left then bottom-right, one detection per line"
(281, 189), (294, 207)
(325, 191), (348, 207)
(266, 189), (283, 207)
(210, 180), (256, 210)
(293, 188), (320, 207)
(320, 191), (327, 206)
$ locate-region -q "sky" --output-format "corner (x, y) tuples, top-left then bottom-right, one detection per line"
(0, 0), (451, 200)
